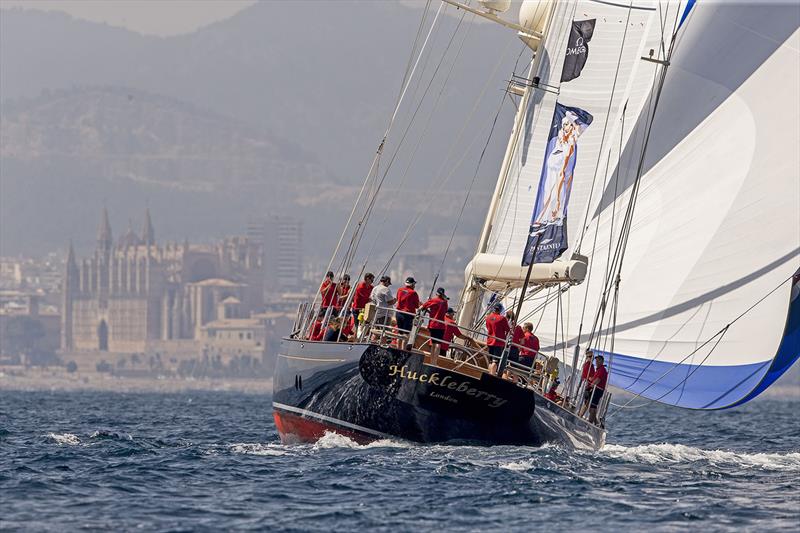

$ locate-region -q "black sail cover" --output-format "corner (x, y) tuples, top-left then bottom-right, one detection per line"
(561, 19), (596, 83)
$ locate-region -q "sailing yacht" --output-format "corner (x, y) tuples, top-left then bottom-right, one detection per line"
(272, 0), (800, 450)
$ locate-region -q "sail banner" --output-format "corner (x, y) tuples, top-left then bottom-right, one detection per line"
(561, 19), (596, 82)
(523, 103), (593, 265)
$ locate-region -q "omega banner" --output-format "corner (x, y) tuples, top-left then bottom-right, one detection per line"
(523, 103), (593, 265)
(561, 19), (596, 82)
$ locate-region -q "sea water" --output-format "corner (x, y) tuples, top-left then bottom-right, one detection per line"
(1, 391), (798, 531)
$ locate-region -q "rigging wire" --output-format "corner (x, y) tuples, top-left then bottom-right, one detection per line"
(397, 0), (433, 95)
(587, 3), (684, 387)
(574, 2), (634, 256)
(379, 35), (518, 276)
(354, 9), (475, 279)
(310, 2), (446, 320)
(593, 4), (789, 413)
(434, 67), (511, 300)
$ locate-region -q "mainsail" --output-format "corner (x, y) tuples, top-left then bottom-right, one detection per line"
(486, 0), (660, 266)
(505, 1), (800, 409)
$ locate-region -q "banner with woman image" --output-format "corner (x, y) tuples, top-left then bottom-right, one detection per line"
(523, 103), (593, 265)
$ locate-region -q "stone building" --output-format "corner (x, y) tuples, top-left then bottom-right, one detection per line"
(61, 208), (264, 354)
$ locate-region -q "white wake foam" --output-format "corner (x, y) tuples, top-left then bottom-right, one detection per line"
(229, 443), (290, 456)
(499, 460), (538, 472)
(603, 443), (800, 471)
(47, 432), (80, 445)
(312, 431), (411, 450)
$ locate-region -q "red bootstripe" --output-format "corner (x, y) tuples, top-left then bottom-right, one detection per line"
(273, 409), (376, 445)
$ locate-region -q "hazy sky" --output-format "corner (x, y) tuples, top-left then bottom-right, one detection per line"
(0, 0), (258, 36)
(0, 1), (489, 37)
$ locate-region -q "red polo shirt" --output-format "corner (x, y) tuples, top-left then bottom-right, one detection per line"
(351, 281), (373, 310)
(320, 279), (337, 308)
(485, 312), (510, 347)
(421, 296), (448, 330)
(590, 364), (608, 390)
(395, 286), (420, 314)
(337, 283), (350, 309)
(581, 359), (595, 381)
(309, 319), (324, 341)
(511, 325), (523, 347)
(441, 315), (462, 352)
(341, 315), (355, 337)
(521, 331), (539, 357)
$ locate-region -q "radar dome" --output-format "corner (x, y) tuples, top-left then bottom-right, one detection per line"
(478, 0), (511, 13)
(518, 0), (554, 50)
(519, 0), (553, 33)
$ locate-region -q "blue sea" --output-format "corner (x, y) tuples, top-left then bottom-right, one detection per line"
(1, 390), (798, 531)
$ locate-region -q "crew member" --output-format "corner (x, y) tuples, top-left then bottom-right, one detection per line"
(421, 287), (449, 347)
(577, 350), (596, 417)
(322, 317), (345, 342)
(581, 350), (595, 382)
(441, 307), (470, 354)
(506, 310), (523, 364)
(520, 322), (539, 366)
(336, 274), (351, 312)
(308, 309), (326, 341)
(544, 379), (561, 402)
(351, 273), (375, 314)
(585, 355), (608, 424)
(370, 275), (396, 326)
(341, 313), (356, 340)
(319, 271), (337, 312)
(485, 303), (510, 359)
(395, 277), (420, 333)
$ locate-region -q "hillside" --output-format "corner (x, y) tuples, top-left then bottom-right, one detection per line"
(0, 3), (519, 256)
(0, 2), (519, 181)
(0, 86), (328, 190)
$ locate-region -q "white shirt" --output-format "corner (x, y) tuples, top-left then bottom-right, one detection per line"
(370, 284), (394, 319)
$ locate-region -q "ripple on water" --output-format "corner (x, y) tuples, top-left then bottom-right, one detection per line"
(4, 391), (798, 532)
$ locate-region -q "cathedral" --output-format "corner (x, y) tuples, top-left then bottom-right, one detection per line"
(61, 209), (264, 353)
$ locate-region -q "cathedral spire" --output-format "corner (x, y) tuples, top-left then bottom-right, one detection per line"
(66, 240), (77, 268)
(142, 208), (155, 246)
(97, 208), (112, 252)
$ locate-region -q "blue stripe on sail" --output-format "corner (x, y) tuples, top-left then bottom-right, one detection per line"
(597, 284), (800, 409)
(598, 351), (770, 409)
(723, 287), (800, 408)
(679, 0), (697, 28)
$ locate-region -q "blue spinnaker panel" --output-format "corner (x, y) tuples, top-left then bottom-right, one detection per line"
(598, 279), (800, 410)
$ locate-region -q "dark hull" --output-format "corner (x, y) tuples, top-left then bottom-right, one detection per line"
(273, 338), (606, 450)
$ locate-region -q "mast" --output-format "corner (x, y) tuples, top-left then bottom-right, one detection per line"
(456, 0), (559, 328)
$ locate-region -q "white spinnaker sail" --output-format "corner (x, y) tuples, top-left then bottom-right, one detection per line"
(518, 1), (800, 409)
